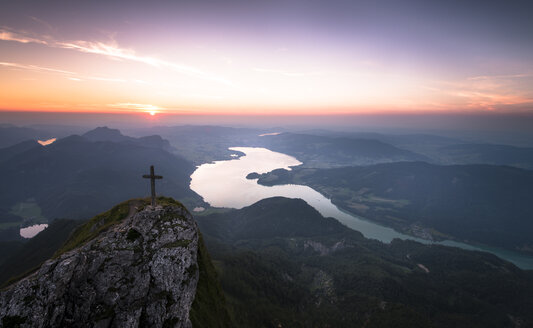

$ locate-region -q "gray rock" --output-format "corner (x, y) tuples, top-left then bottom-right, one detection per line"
(0, 205), (200, 328)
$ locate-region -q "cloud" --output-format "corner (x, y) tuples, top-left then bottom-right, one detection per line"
(59, 41), (159, 65)
(59, 40), (234, 85)
(467, 73), (532, 81)
(0, 61), (75, 75)
(0, 60), (145, 88)
(0, 27), (233, 86)
(0, 61), (127, 83)
(453, 91), (531, 110)
(0, 29), (48, 45)
(431, 74), (533, 111)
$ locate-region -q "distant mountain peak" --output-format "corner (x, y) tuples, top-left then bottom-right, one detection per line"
(80, 127), (173, 151)
(82, 126), (131, 142)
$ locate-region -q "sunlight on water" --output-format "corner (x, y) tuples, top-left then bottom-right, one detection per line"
(37, 138), (56, 146)
(190, 147), (533, 269)
(191, 147), (422, 242)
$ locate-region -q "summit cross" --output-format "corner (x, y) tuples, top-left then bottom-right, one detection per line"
(142, 165), (163, 207)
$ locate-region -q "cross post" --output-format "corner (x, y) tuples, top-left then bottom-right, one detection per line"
(142, 165), (163, 206)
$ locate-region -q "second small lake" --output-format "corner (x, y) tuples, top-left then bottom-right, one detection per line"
(20, 224), (48, 238)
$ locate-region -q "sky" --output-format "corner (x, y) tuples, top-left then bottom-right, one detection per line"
(1, 0), (533, 117)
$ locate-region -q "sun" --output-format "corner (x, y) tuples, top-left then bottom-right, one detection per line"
(148, 110), (157, 116)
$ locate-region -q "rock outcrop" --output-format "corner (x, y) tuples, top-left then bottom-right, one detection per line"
(0, 201), (203, 327)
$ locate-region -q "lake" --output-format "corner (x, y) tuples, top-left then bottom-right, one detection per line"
(20, 224), (48, 238)
(190, 147), (533, 269)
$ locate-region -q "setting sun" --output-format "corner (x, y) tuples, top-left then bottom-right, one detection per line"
(1, 0), (532, 116)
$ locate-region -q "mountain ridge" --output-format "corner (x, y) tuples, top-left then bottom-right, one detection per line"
(0, 198), (231, 328)
(251, 162), (533, 252)
(196, 196), (533, 327)
(252, 132), (431, 167)
(0, 131), (197, 237)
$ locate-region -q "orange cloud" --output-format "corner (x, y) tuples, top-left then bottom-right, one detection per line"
(0, 28), (233, 86)
(0, 61), (76, 75)
(0, 29), (48, 45)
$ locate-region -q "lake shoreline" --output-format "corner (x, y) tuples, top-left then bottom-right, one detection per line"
(191, 146), (533, 270)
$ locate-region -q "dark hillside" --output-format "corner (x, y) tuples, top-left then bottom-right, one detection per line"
(438, 143), (533, 169)
(253, 132), (429, 167)
(0, 134), (197, 221)
(0, 218), (80, 286)
(0, 126), (52, 148)
(253, 162), (533, 252)
(196, 197), (533, 328)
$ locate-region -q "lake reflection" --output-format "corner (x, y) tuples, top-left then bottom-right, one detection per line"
(191, 147), (425, 242)
(190, 147), (533, 269)
(20, 224), (48, 238)
(37, 138), (56, 146)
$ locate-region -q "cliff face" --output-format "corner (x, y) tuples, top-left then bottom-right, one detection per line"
(0, 201), (207, 328)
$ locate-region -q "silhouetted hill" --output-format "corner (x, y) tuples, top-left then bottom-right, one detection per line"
(197, 197), (347, 242)
(83, 126), (173, 151)
(300, 129), (463, 147)
(0, 140), (40, 163)
(438, 143), (533, 169)
(0, 126), (52, 148)
(82, 126), (133, 142)
(135, 134), (172, 150)
(127, 125), (262, 164)
(253, 133), (430, 167)
(253, 162), (533, 252)
(311, 131), (533, 169)
(196, 197), (533, 327)
(0, 134), (197, 223)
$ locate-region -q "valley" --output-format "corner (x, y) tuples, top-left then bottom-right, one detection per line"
(191, 146), (533, 269)
(2, 1), (533, 325)
(1, 124), (532, 327)
(196, 197), (533, 327)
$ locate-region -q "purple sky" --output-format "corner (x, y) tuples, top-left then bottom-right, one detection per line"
(0, 0), (532, 118)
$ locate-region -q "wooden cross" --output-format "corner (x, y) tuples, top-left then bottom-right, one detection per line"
(143, 165), (163, 206)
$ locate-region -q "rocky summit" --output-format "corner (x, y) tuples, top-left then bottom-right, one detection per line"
(0, 201), (204, 328)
